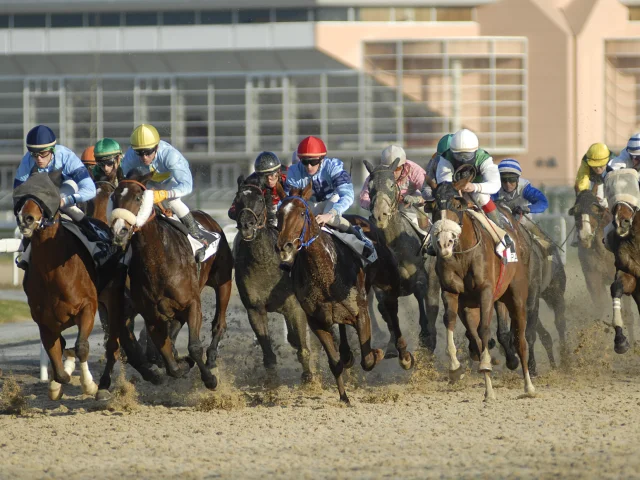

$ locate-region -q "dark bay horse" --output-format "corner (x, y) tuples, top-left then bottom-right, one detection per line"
(109, 170), (233, 390)
(363, 158), (440, 353)
(429, 182), (535, 400)
(233, 177), (313, 382)
(276, 183), (386, 403)
(13, 171), (130, 400)
(494, 214), (567, 375)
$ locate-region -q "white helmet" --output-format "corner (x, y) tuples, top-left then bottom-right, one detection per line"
(627, 133), (640, 156)
(450, 129), (479, 153)
(381, 145), (407, 168)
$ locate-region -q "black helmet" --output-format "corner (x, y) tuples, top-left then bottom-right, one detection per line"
(254, 151), (281, 175)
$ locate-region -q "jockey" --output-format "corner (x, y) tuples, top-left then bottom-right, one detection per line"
(14, 125), (99, 268)
(81, 146), (97, 170)
(285, 136), (376, 262)
(120, 124), (209, 261)
(434, 128), (513, 251)
(92, 138), (124, 184)
(359, 145), (426, 210)
(228, 151), (286, 228)
(609, 133), (640, 171)
(574, 142), (611, 205)
(423, 133), (453, 200)
(492, 159), (549, 215)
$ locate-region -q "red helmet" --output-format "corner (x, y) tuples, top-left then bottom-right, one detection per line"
(297, 136), (327, 158)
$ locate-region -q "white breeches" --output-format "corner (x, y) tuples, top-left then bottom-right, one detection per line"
(167, 198), (190, 218)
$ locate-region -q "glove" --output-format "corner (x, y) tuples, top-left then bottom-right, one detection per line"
(511, 205), (530, 216)
(403, 195), (422, 205)
(153, 190), (169, 204)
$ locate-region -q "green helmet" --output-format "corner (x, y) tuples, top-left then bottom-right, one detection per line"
(437, 134), (453, 156)
(94, 138), (122, 159)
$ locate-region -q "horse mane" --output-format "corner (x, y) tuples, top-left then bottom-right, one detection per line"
(575, 189), (600, 211)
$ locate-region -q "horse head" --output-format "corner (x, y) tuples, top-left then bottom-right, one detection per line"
(612, 202), (638, 238)
(109, 169), (155, 248)
(363, 157), (401, 229)
(14, 170), (63, 238)
(276, 182), (318, 270)
(235, 175), (269, 241)
(428, 182), (468, 258)
(569, 190), (607, 248)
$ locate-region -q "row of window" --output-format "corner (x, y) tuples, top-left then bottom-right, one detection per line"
(0, 7), (474, 29)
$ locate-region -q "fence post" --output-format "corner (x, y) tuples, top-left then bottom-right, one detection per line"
(13, 227), (21, 287)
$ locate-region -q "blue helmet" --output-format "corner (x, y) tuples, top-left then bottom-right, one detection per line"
(26, 125), (56, 152)
(498, 158), (522, 177)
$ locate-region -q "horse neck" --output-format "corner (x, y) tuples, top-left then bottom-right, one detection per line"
(377, 206), (404, 241)
(133, 218), (163, 257)
(297, 233), (337, 287)
(30, 220), (64, 260)
(458, 212), (479, 251)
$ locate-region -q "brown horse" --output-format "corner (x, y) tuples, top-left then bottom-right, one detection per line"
(13, 171), (129, 400)
(428, 181), (534, 400)
(109, 170), (233, 389)
(276, 183), (385, 403)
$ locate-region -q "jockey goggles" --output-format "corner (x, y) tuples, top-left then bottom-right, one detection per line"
(134, 147), (157, 157)
(29, 148), (53, 158)
(97, 157), (117, 167)
(452, 150), (476, 163)
(301, 158), (322, 167)
(500, 175), (519, 184)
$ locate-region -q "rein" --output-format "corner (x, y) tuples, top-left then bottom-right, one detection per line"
(284, 196), (319, 250)
(95, 180), (117, 191)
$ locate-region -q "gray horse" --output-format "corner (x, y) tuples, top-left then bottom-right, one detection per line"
(363, 158), (441, 354)
(233, 176), (313, 382)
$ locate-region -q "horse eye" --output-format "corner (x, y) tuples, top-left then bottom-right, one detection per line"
(136, 195), (142, 202)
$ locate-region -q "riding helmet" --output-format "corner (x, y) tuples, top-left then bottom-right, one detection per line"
(437, 134), (453, 156)
(254, 151), (281, 174)
(585, 143), (611, 168)
(498, 158), (522, 177)
(381, 145), (406, 168)
(297, 136), (327, 158)
(94, 138), (122, 159)
(130, 124), (160, 150)
(26, 125), (57, 152)
(81, 146), (96, 165)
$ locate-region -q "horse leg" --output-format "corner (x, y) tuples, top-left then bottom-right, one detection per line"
(206, 279), (232, 371)
(282, 296), (314, 383)
(623, 296), (636, 345)
(184, 300), (217, 390)
(354, 294), (385, 373)
(442, 291), (463, 382)
(505, 288), (535, 396)
(38, 325), (69, 400)
(541, 283), (568, 365)
(96, 295), (120, 399)
(368, 287), (389, 348)
(246, 307), (278, 370)
(495, 301), (519, 370)
(423, 259), (440, 353)
(117, 313), (164, 385)
(375, 289), (397, 359)
(338, 324), (355, 369)
(525, 288), (543, 376)
(313, 327), (349, 404)
(535, 319), (556, 370)
(147, 319), (188, 378)
(611, 271), (635, 354)
(73, 304), (99, 396)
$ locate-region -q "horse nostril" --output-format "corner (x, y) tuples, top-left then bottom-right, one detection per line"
(25, 215), (34, 224)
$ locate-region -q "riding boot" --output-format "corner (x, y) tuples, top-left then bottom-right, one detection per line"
(345, 225), (376, 261)
(485, 209), (514, 250)
(180, 212), (208, 262)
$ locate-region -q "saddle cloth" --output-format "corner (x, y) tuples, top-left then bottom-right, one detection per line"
(400, 208), (431, 255)
(466, 209), (518, 263)
(158, 214), (221, 262)
(320, 226), (378, 265)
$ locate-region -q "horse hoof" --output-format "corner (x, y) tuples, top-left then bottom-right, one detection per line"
(506, 356), (520, 371)
(448, 366), (465, 383)
(399, 352), (415, 371)
(373, 349), (385, 365)
(615, 338), (630, 354)
(95, 389), (111, 401)
(478, 361), (492, 373)
(484, 392), (497, 403)
(82, 381), (99, 396)
(339, 393), (350, 405)
(343, 352), (355, 370)
(203, 375), (218, 391)
(301, 372), (316, 384)
(48, 386), (63, 401)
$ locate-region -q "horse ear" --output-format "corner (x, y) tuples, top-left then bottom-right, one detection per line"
(390, 157), (401, 171)
(275, 182), (286, 200)
(48, 169), (64, 188)
(237, 175), (245, 188)
(363, 159), (375, 174)
(423, 199), (436, 213)
(301, 182), (313, 201)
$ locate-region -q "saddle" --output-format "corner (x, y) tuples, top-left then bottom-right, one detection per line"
(156, 209), (221, 261)
(399, 206), (431, 256)
(466, 208), (518, 263)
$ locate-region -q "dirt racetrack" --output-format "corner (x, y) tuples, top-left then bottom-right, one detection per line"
(2, 256), (640, 479)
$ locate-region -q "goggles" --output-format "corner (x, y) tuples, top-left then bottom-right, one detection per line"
(134, 147), (157, 157)
(452, 151), (476, 163)
(500, 175), (519, 184)
(301, 158), (322, 167)
(29, 149), (53, 159)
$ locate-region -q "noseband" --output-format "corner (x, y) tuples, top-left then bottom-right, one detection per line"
(283, 196), (319, 250)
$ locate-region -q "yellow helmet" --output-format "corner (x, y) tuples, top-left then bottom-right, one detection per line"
(130, 124), (160, 150)
(585, 142), (611, 167)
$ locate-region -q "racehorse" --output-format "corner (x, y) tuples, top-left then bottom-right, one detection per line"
(233, 176), (313, 382)
(276, 183), (386, 403)
(13, 170), (138, 400)
(363, 158), (440, 353)
(86, 169), (117, 224)
(109, 170), (233, 390)
(428, 181), (535, 400)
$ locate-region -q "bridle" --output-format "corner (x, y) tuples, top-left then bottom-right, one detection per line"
(111, 179), (156, 236)
(238, 184), (267, 232)
(283, 196), (319, 250)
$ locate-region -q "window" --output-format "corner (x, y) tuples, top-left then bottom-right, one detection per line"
(315, 8), (349, 22)
(630, 7), (640, 21)
(124, 12), (158, 26)
(394, 8), (433, 22)
(201, 10), (233, 24)
(435, 8), (474, 22)
(13, 14), (46, 28)
(88, 13), (121, 27)
(358, 8), (392, 22)
(0, 15), (9, 28)
(51, 14), (84, 28)
(275, 9), (308, 22)
(162, 11), (195, 25)
(237, 9), (271, 24)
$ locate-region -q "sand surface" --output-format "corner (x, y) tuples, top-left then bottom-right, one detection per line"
(2, 257), (640, 479)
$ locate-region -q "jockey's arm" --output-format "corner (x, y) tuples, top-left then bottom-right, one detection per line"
(435, 155), (453, 184)
(64, 165), (96, 206)
(609, 149), (630, 171)
(326, 164), (354, 216)
(522, 183), (549, 214)
(359, 176), (371, 209)
(574, 161), (591, 193)
(163, 150), (193, 198)
(471, 160), (500, 195)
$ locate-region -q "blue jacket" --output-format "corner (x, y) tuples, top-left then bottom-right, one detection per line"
(14, 145), (95, 204)
(121, 140), (193, 197)
(492, 178), (548, 214)
(285, 158), (354, 216)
